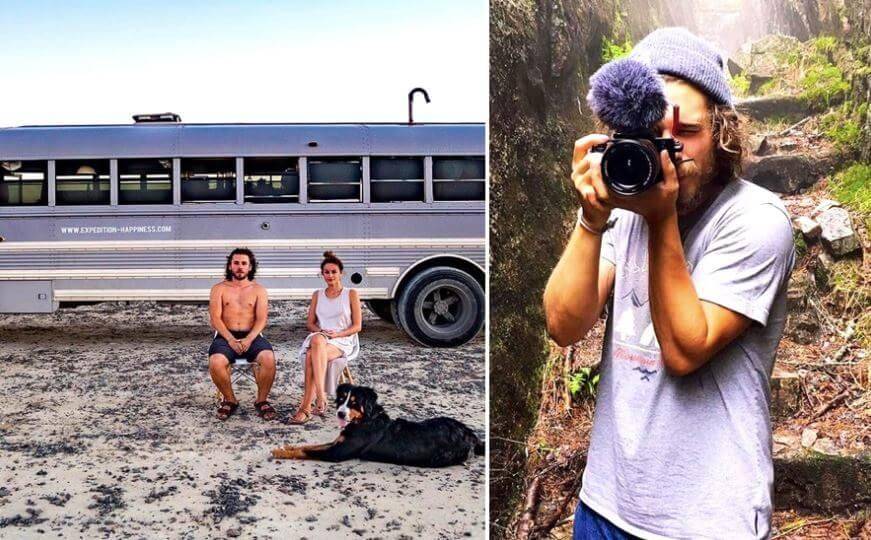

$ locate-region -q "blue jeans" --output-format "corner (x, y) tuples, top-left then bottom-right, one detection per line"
(572, 500), (642, 540)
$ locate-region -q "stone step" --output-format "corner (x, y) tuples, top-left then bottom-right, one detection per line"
(736, 95), (811, 122)
(773, 452), (871, 514)
(743, 153), (837, 194)
(770, 368), (802, 418)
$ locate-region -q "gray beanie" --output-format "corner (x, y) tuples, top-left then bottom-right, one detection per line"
(629, 27), (733, 106)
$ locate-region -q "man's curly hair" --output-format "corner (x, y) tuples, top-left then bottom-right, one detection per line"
(225, 247), (257, 281)
(709, 103), (746, 185)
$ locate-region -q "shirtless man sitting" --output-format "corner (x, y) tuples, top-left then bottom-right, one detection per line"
(208, 248), (277, 421)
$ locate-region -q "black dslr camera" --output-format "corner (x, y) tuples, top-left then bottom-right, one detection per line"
(585, 57), (684, 196)
(589, 132), (682, 196)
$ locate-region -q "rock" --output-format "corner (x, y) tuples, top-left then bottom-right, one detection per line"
(755, 136), (772, 156)
(774, 453), (871, 513)
(801, 428), (818, 448)
(744, 154), (821, 194)
(226, 528), (241, 538)
(726, 56), (743, 77)
(786, 286), (806, 310)
(794, 216), (821, 240)
(817, 207), (860, 257)
(735, 96), (810, 121)
(786, 309), (821, 344)
(750, 34), (801, 56)
(814, 199), (842, 214)
(817, 251), (835, 269)
(811, 438), (840, 456)
(774, 433), (800, 448)
(770, 369), (802, 418)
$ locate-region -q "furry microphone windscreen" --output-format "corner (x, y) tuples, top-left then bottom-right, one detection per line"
(586, 58), (668, 133)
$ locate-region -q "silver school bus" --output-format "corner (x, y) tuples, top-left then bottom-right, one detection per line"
(0, 115), (485, 347)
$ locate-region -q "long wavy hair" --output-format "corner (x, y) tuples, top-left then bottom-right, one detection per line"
(709, 102), (746, 185)
(225, 248), (257, 280)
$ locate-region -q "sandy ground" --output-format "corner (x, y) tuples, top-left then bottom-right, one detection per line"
(0, 301), (485, 539)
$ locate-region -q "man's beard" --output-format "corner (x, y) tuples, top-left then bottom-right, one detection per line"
(231, 270), (250, 281)
(675, 152), (718, 216)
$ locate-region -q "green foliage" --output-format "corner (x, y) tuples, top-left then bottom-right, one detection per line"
(757, 79), (778, 95)
(567, 367), (599, 398)
(775, 47), (801, 68)
(812, 36), (838, 56)
(793, 229), (808, 259)
(820, 104), (862, 152)
(800, 64), (849, 108)
(829, 163), (871, 216)
(730, 74), (751, 97)
(856, 102), (868, 122)
(602, 36), (632, 62)
(826, 119), (861, 151)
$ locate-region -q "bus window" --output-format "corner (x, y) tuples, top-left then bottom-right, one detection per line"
(244, 157), (299, 203)
(181, 158), (236, 202)
(119, 158), (173, 205)
(307, 158), (362, 202)
(433, 156), (485, 201)
(1, 160), (48, 206)
(56, 159), (111, 205)
(370, 157), (424, 202)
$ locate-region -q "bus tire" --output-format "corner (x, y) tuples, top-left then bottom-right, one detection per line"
(396, 266), (484, 347)
(364, 299), (395, 324)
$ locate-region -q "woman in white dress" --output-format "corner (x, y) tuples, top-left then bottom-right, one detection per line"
(289, 251), (362, 424)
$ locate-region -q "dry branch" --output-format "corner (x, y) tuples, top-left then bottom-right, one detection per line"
(535, 471), (584, 537)
(516, 476), (541, 540)
(775, 116), (811, 136)
(808, 389), (851, 421)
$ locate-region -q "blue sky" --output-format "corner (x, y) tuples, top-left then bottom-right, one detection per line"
(0, 1), (487, 125)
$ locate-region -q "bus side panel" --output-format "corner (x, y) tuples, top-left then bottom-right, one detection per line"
(0, 209), (483, 303)
(0, 281), (56, 313)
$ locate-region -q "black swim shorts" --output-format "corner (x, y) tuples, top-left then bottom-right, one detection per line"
(208, 330), (273, 364)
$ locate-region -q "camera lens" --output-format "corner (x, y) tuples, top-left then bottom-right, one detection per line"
(601, 139), (660, 195)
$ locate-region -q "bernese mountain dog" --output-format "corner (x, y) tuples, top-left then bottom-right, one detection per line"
(271, 383), (485, 467)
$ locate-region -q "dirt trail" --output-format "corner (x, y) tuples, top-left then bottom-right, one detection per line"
(0, 301), (485, 539)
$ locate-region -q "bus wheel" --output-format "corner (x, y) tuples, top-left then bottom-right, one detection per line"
(364, 299), (394, 324)
(396, 266), (484, 347)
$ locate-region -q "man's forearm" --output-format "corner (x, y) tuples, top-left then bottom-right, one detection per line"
(246, 315), (268, 340)
(544, 224), (604, 346)
(210, 316), (236, 343)
(647, 213), (709, 374)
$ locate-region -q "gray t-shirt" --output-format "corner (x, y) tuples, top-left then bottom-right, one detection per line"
(579, 179), (795, 539)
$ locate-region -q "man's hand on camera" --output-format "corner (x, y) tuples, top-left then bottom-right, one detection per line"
(606, 149), (680, 226)
(572, 134), (613, 230)
(575, 135), (680, 226)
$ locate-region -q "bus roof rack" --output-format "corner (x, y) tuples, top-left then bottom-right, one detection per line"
(132, 113), (182, 124)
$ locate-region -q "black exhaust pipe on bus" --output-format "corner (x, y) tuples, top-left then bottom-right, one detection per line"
(408, 88), (430, 124)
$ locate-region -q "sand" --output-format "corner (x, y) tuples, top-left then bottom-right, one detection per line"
(0, 301), (485, 539)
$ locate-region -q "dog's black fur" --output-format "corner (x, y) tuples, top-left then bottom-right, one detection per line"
(272, 384), (485, 468)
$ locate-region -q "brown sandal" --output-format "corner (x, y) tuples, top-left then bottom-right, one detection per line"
(254, 401), (277, 421)
(217, 400), (239, 421)
(287, 409), (312, 425)
(314, 399), (328, 417)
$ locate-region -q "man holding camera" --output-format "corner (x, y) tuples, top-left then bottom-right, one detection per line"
(544, 28), (795, 539)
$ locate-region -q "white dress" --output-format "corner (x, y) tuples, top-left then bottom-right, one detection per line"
(298, 287), (358, 362)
